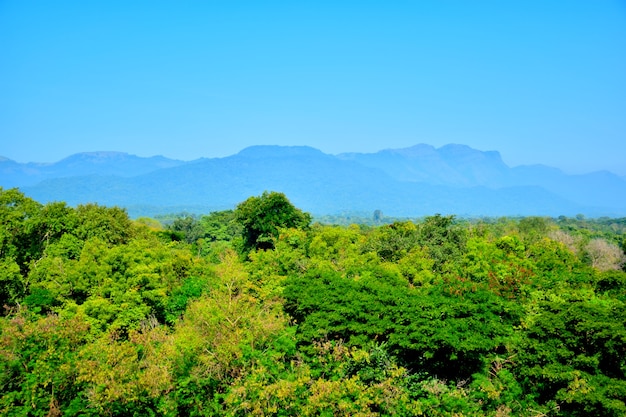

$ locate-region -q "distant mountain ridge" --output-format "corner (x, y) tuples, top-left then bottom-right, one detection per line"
(338, 144), (511, 187)
(1, 144), (625, 218)
(338, 144), (626, 211)
(0, 151), (186, 187)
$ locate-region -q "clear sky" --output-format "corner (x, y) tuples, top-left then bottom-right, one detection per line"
(1, 1), (625, 175)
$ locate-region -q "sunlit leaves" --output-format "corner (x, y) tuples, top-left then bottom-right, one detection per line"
(0, 311), (92, 416)
(76, 324), (176, 415)
(515, 294), (626, 416)
(74, 204), (134, 246)
(172, 249), (287, 385)
(0, 258), (22, 308)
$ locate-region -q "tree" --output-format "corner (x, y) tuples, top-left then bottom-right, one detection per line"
(199, 210), (242, 243)
(234, 191), (311, 253)
(0, 188), (42, 274)
(168, 215), (204, 244)
(74, 203), (134, 246)
(518, 216), (550, 242)
(585, 238), (626, 271)
(363, 221), (419, 263)
(416, 214), (467, 273)
(514, 294), (626, 416)
(0, 258), (22, 310)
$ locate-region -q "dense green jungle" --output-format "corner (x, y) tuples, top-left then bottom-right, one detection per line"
(1, 187), (626, 416)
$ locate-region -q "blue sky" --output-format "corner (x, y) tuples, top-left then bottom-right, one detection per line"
(1, 1), (625, 175)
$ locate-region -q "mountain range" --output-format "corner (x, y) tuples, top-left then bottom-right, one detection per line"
(1, 144), (625, 218)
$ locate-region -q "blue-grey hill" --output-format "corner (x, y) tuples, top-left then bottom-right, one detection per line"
(1, 144), (624, 218)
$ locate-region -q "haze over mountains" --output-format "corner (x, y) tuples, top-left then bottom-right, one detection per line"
(1, 144), (625, 218)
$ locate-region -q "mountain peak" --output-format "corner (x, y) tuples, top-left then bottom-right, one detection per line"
(59, 151), (132, 163)
(385, 144), (437, 157)
(236, 145), (326, 159)
(439, 143), (473, 152)
(439, 143), (500, 157)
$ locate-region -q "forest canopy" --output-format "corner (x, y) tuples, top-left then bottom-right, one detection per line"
(1, 187), (626, 416)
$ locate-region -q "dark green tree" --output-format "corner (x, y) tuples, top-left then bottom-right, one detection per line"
(168, 215), (204, 244)
(514, 294), (626, 416)
(234, 191), (311, 253)
(363, 221), (419, 262)
(0, 188), (42, 269)
(518, 216), (551, 243)
(74, 203), (134, 246)
(416, 214), (467, 273)
(199, 210), (241, 242)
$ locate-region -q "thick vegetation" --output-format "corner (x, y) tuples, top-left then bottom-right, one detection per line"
(1, 187), (625, 416)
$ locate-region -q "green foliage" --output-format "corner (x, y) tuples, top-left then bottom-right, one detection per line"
(23, 287), (58, 314)
(595, 269), (626, 301)
(363, 221), (419, 262)
(458, 235), (534, 299)
(76, 324), (176, 416)
(518, 216), (551, 242)
(0, 258), (23, 309)
(74, 203), (134, 246)
(2, 189), (626, 416)
(0, 187), (43, 275)
(167, 215), (204, 244)
(200, 209), (241, 242)
(416, 214), (467, 273)
(0, 311), (93, 416)
(164, 275), (208, 325)
(515, 293), (626, 416)
(393, 287), (519, 379)
(234, 191), (311, 253)
(284, 267), (406, 349)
